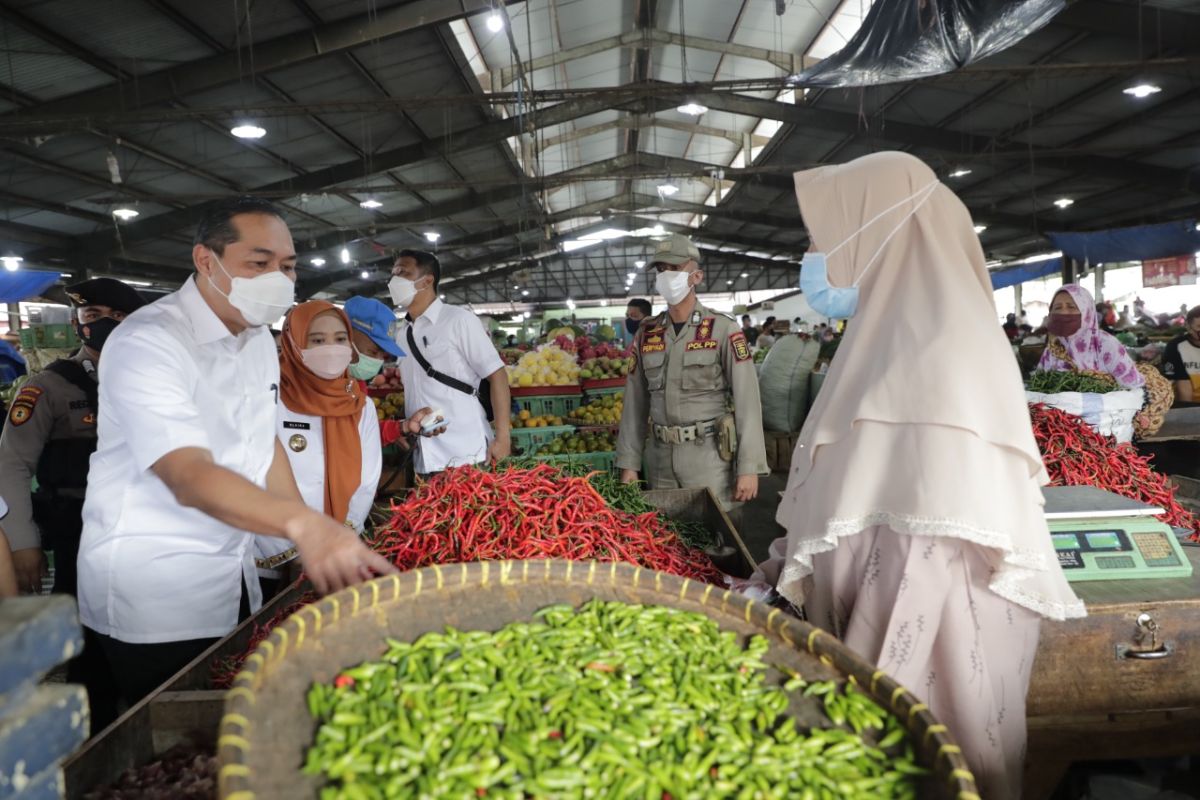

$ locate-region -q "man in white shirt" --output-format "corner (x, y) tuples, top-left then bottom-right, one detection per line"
(78, 197), (395, 706)
(389, 250), (511, 474)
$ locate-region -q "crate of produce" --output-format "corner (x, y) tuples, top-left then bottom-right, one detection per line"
(218, 561), (977, 799)
(18, 324), (77, 351)
(512, 390), (582, 419)
(566, 393), (622, 426)
(511, 424), (576, 456)
(581, 376), (626, 392)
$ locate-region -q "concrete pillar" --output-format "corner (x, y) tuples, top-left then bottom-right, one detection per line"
(1095, 263), (1105, 301)
(6, 302), (19, 335)
(1013, 284), (1023, 317)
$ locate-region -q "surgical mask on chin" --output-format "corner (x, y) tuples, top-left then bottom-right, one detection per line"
(301, 344), (353, 379)
(799, 179), (940, 320)
(655, 270), (693, 306)
(349, 350), (385, 380)
(207, 250), (295, 327)
(389, 276), (418, 309)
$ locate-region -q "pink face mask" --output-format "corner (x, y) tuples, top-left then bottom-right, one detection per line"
(1047, 313), (1082, 338)
(301, 344), (353, 379)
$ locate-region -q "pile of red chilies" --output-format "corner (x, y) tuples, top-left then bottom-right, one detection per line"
(369, 464), (724, 583)
(1031, 404), (1200, 541)
(210, 593), (316, 688)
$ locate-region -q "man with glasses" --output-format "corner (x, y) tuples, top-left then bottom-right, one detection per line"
(616, 234), (767, 509)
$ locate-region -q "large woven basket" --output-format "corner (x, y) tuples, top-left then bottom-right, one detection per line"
(218, 560), (979, 799)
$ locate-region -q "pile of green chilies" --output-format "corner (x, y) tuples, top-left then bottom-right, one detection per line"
(304, 601), (926, 800)
(1026, 369), (1121, 395)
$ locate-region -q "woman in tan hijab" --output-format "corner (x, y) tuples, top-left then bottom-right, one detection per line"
(774, 151), (1084, 799)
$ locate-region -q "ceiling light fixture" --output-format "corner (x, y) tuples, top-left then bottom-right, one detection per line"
(360, 270), (369, 280)
(1, 255), (22, 272)
(600, 299), (609, 307)
(948, 168), (972, 178)
(230, 123), (266, 139)
(740, 272), (748, 278)
(676, 102), (708, 116)
(340, 247), (351, 264)
(1123, 84), (1161, 99)
(112, 206), (139, 221)
(359, 198), (382, 209)
(566, 299), (576, 310)
(311, 256), (326, 267)
(486, 11), (504, 32)
(650, 225), (665, 236)
(626, 272), (635, 281)
(424, 231), (441, 243)
(973, 224), (988, 234)
(1053, 198), (1075, 209)
(657, 184), (679, 197)
(634, 260), (646, 268)
(521, 290), (529, 296)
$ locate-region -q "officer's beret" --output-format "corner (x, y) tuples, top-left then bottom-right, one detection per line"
(64, 278), (147, 314)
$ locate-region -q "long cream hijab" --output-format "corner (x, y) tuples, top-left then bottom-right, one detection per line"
(776, 151), (1083, 621)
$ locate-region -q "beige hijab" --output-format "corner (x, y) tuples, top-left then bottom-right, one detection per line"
(775, 151), (1083, 621)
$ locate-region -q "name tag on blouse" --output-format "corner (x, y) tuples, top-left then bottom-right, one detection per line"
(283, 421), (311, 430)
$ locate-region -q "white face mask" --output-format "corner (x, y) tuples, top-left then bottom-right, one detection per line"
(207, 250), (295, 327)
(389, 276), (419, 309)
(655, 269), (694, 307)
(301, 344), (353, 379)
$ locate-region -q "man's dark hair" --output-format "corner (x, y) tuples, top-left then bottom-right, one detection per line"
(627, 298), (652, 317)
(764, 316), (776, 328)
(194, 196), (286, 255)
(1186, 306), (1200, 324)
(741, 315), (751, 324)
(398, 249), (441, 290)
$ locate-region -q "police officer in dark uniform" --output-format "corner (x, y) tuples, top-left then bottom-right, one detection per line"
(0, 277), (145, 731)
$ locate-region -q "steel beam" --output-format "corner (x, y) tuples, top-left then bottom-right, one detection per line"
(1052, 1), (1200, 52)
(2, 0), (505, 120)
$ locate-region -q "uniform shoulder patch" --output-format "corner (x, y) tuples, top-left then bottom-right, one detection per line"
(7, 385), (44, 427)
(730, 331), (751, 362)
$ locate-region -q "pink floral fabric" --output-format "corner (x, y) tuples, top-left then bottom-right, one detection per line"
(1037, 283), (1144, 388)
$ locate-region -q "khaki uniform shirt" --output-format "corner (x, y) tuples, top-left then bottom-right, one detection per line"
(0, 352), (97, 551)
(616, 303), (768, 477)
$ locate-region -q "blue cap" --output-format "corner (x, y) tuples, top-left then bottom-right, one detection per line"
(343, 296), (406, 358)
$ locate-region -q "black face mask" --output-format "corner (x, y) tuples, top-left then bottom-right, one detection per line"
(625, 318), (640, 335)
(76, 317), (120, 352)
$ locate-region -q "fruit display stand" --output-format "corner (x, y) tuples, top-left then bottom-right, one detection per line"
(510, 385), (582, 418)
(511, 424), (576, 457)
(217, 561), (978, 799)
(581, 376), (626, 399)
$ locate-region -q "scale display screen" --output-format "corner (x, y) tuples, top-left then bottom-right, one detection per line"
(1047, 522), (1192, 582)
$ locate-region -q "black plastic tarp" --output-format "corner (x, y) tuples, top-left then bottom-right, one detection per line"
(794, 0), (1065, 88)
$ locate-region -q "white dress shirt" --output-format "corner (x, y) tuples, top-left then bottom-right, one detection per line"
(78, 276), (278, 643)
(254, 400), (382, 564)
(397, 299), (503, 473)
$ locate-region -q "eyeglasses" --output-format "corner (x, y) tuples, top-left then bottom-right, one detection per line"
(653, 261), (691, 273)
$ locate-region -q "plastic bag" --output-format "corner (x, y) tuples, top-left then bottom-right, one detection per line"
(759, 336), (820, 432)
(794, 0), (1065, 88)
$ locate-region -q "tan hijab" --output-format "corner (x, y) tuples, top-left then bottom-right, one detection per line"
(776, 151), (1083, 621)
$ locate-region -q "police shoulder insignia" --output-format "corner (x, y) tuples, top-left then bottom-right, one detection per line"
(730, 332), (751, 362)
(7, 385), (44, 427)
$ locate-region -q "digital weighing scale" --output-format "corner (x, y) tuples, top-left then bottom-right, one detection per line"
(1043, 486), (1194, 582)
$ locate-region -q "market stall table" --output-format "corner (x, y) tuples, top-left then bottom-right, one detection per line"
(1024, 537), (1200, 797)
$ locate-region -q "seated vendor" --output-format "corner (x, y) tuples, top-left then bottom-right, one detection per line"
(1160, 306), (1200, 403)
(1037, 284), (1144, 389)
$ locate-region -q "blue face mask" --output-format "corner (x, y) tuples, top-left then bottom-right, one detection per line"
(800, 180), (940, 320)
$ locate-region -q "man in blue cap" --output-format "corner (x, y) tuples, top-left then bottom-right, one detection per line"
(343, 295), (405, 382)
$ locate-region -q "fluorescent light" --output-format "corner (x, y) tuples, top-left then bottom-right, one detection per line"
(1123, 84), (1161, 99)
(112, 207), (139, 220)
(651, 225), (665, 236)
(566, 299), (576, 310)
(1053, 198), (1074, 209)
(230, 124), (266, 139)
(359, 199), (382, 209)
(311, 256), (326, 267)
(657, 184), (679, 197)
(522, 311), (531, 319)
(634, 260), (646, 268)
(340, 247), (351, 264)
(1, 255), (21, 271)
(600, 299), (609, 307)
(424, 231), (441, 243)
(486, 11), (504, 32)
(676, 103), (708, 116)
(949, 168), (972, 178)
(973, 224), (987, 234)
(360, 270), (369, 279)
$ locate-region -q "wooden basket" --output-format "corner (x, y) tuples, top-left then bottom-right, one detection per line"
(218, 560), (978, 799)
